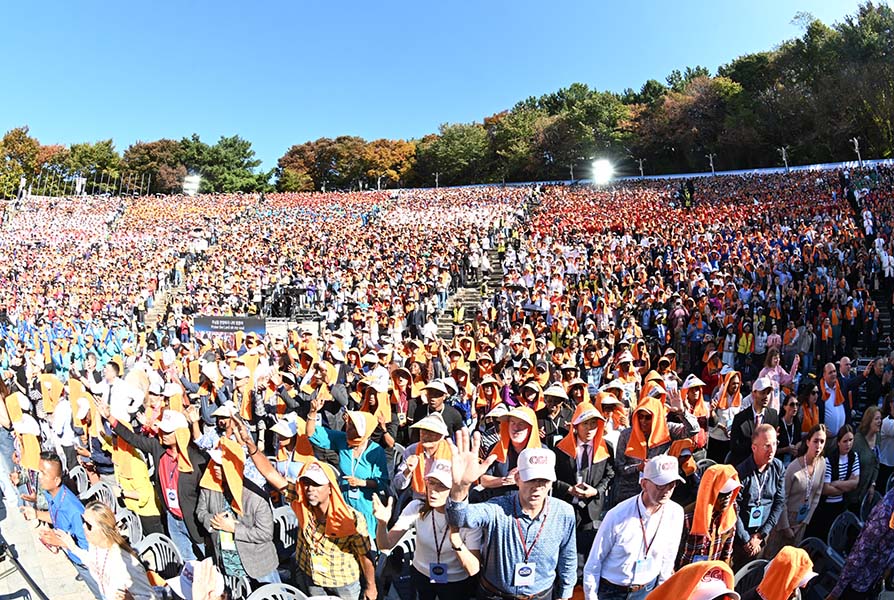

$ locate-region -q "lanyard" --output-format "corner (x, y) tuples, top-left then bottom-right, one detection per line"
(753, 467), (769, 501)
(783, 420), (794, 445)
(635, 499), (664, 557)
(430, 511), (450, 563)
(95, 546), (112, 595)
(801, 457), (814, 502)
(514, 498), (550, 562)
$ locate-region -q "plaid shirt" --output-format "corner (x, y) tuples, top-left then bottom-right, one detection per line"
(295, 507), (372, 588)
(677, 510), (735, 567)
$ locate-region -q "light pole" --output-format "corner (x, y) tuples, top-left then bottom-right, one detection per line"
(635, 158), (646, 179)
(705, 153), (717, 176)
(851, 137), (863, 168)
(778, 146), (789, 173)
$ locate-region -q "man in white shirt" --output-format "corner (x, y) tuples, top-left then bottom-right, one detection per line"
(583, 455), (685, 600)
(86, 361), (144, 423)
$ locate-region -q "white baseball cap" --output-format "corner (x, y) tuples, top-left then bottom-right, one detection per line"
(299, 462), (330, 486)
(543, 383), (569, 401)
(13, 414), (40, 437)
(271, 415), (298, 438)
(424, 380), (448, 396)
(157, 410), (189, 433)
(517, 447), (556, 483)
(424, 458), (453, 487)
(485, 404), (509, 419)
(642, 455), (685, 486)
(210, 402), (236, 418)
(690, 566), (740, 600)
(233, 366), (251, 380)
(752, 376), (774, 392)
(162, 383), (182, 398)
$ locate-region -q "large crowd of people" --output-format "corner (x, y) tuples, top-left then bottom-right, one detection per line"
(1, 164), (894, 600)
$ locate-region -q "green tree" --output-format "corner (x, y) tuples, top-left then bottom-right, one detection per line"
(0, 126), (40, 198)
(122, 139), (186, 194)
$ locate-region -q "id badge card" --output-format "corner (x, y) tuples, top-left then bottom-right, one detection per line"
(398, 412), (407, 426)
(219, 530), (236, 551)
(166, 488), (181, 511)
(311, 555), (328, 574)
(552, 434), (563, 447)
(429, 562), (449, 584)
(348, 487), (361, 500)
(635, 555), (653, 576)
(748, 505), (766, 528)
(691, 555), (708, 563)
(795, 503), (809, 523)
(513, 562), (536, 587)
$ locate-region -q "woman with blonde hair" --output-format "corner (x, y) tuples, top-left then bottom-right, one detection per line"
(50, 501), (156, 599)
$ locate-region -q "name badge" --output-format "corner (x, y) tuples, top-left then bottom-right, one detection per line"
(166, 488), (180, 510)
(691, 554), (708, 563)
(311, 555), (328, 574)
(552, 434), (563, 447)
(513, 562), (536, 587)
(429, 562), (449, 584)
(795, 503), (809, 523)
(634, 555), (653, 576)
(398, 412), (407, 426)
(348, 488), (361, 500)
(748, 505), (766, 528)
(219, 530), (236, 551)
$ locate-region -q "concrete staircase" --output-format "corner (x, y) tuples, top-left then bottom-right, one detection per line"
(436, 247), (504, 340)
(144, 284), (184, 331)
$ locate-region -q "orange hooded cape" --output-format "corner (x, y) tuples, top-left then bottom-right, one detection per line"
(644, 561), (734, 600)
(715, 371), (742, 410)
(625, 396), (671, 461)
(489, 406), (541, 462)
(292, 460), (360, 538)
(199, 437), (246, 514)
(410, 439), (454, 495)
(689, 464), (741, 536)
(556, 402), (610, 463)
(756, 546), (815, 600)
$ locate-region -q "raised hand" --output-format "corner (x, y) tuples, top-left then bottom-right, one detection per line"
(372, 493), (393, 523)
(450, 429), (496, 499)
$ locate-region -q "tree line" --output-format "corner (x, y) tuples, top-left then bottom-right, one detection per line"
(1, 3), (891, 196)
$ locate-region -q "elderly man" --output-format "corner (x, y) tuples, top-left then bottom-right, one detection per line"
(583, 455), (686, 600)
(233, 421), (377, 600)
(447, 430), (577, 600)
(732, 424), (785, 568)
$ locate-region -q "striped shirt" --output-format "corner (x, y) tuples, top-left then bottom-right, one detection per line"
(446, 493), (577, 598)
(823, 453), (860, 503)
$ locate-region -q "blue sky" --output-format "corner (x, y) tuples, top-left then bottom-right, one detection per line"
(1, 0), (869, 170)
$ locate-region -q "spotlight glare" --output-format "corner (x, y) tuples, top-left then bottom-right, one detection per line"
(592, 159), (614, 185)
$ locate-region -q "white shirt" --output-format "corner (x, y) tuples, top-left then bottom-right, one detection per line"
(394, 500), (483, 582)
(823, 384), (846, 437)
(70, 543), (157, 600)
(51, 399), (78, 448)
(583, 494), (684, 599)
(90, 378), (144, 423)
(880, 416), (894, 467)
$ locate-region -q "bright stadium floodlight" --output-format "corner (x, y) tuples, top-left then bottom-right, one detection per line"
(183, 175), (202, 196)
(592, 159), (614, 185)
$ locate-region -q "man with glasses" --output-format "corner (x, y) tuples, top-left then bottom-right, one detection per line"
(582, 455), (685, 600)
(732, 424), (785, 568)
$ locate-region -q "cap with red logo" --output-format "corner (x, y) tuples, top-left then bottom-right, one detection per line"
(517, 448), (556, 483)
(642, 455), (685, 486)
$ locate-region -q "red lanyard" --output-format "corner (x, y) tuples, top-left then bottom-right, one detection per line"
(635, 498), (664, 556)
(514, 498), (550, 562)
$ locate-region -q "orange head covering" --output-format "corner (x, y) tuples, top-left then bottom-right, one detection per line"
(38, 373), (63, 414)
(345, 411), (379, 448)
(359, 383), (391, 424)
(291, 460), (359, 538)
(715, 371), (742, 410)
(756, 546), (816, 600)
(199, 437), (246, 514)
(645, 561), (734, 600)
(489, 406), (541, 462)
(668, 439), (697, 476)
(556, 402), (610, 463)
(113, 421), (141, 479)
(689, 464), (741, 536)
(519, 381), (545, 412)
(274, 416), (315, 463)
(625, 396), (671, 461)
(411, 439), (453, 495)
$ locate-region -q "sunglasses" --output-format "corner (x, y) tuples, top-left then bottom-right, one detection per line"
(82, 517), (93, 531)
(787, 402), (800, 408)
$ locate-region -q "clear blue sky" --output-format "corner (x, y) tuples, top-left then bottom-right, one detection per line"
(1, 0), (868, 170)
